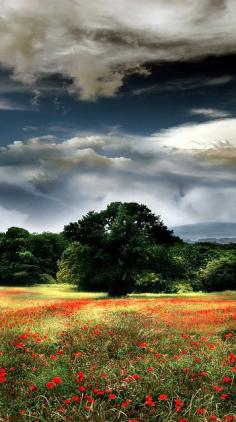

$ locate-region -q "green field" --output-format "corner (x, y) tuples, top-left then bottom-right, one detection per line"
(0, 285), (235, 421)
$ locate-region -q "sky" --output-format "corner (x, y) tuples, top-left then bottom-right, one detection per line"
(0, 0), (236, 234)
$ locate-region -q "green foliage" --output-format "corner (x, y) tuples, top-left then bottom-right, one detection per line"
(197, 253), (236, 292)
(135, 272), (173, 293)
(172, 281), (193, 294)
(57, 242), (82, 285)
(0, 204), (235, 293)
(64, 202), (179, 295)
(0, 227), (67, 285)
(170, 242), (236, 291)
(30, 232), (68, 276)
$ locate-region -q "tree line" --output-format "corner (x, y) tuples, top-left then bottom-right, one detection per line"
(0, 202), (235, 294)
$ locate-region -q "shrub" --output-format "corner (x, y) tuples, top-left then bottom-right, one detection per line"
(198, 255), (236, 292)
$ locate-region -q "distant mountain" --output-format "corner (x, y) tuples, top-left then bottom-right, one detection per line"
(196, 237), (236, 244)
(172, 222), (236, 242)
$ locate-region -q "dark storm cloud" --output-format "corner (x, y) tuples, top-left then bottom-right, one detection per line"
(1, 0), (236, 100)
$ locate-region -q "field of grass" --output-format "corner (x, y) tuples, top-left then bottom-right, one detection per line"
(0, 285), (235, 421)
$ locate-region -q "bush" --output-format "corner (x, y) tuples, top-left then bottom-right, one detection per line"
(198, 255), (236, 292)
(172, 281), (193, 294)
(39, 274), (56, 284)
(56, 242), (82, 285)
(134, 272), (174, 293)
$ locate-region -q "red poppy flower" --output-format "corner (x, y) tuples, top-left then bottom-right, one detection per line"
(223, 376), (232, 383)
(213, 385), (223, 392)
(64, 399), (71, 405)
(158, 394), (168, 401)
(46, 381), (56, 389)
(220, 393), (229, 399)
(49, 355), (58, 360)
(52, 376), (62, 384)
(196, 409), (206, 414)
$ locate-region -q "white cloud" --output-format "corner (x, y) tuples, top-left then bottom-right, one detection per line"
(0, 97), (28, 110)
(0, 118), (235, 231)
(150, 118), (236, 151)
(190, 108), (231, 119)
(132, 76), (235, 96)
(0, 0), (236, 99)
(0, 205), (28, 231)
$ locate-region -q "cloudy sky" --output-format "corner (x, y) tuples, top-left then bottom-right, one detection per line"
(0, 0), (236, 233)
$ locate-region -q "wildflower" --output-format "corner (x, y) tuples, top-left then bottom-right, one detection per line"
(224, 333), (234, 339)
(174, 399), (183, 406)
(158, 394), (168, 401)
(209, 415), (218, 421)
(108, 393), (117, 400)
(29, 385), (37, 392)
(138, 341), (149, 348)
(52, 376), (62, 384)
(223, 376), (232, 383)
(200, 371), (208, 377)
(196, 409), (207, 415)
(145, 395), (155, 406)
(78, 386), (86, 392)
(71, 395), (80, 402)
(49, 355), (58, 360)
(213, 385), (223, 392)
(72, 352), (82, 357)
(16, 342), (25, 349)
(121, 400), (132, 408)
(121, 402), (129, 408)
(85, 395), (94, 404)
(46, 381), (56, 389)
(220, 393), (229, 399)
(64, 399), (71, 405)
(76, 371), (85, 382)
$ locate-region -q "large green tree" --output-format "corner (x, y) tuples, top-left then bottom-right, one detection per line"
(63, 202), (179, 295)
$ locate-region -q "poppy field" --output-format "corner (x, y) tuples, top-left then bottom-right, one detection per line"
(0, 286), (235, 422)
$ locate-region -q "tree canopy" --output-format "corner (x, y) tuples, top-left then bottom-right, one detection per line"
(63, 202), (179, 295)
(0, 228), (67, 285)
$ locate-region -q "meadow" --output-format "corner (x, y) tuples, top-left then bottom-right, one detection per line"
(0, 286), (235, 422)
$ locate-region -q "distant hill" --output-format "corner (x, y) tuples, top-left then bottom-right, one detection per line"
(172, 222), (236, 243)
(190, 237), (236, 244)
